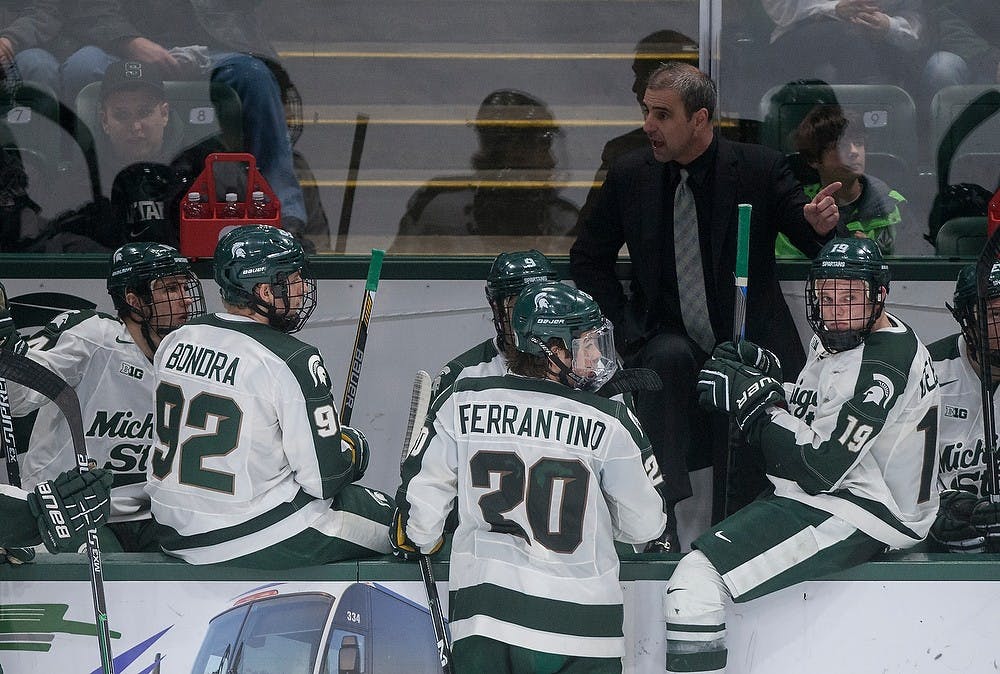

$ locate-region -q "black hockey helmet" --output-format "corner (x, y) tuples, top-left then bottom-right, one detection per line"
(949, 262), (1000, 368)
(107, 242), (205, 341)
(805, 237), (889, 353)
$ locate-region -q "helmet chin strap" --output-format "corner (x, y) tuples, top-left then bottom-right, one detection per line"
(530, 336), (587, 389)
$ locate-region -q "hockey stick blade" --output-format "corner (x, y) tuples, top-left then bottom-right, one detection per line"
(402, 370), (433, 465)
(0, 351), (115, 674)
(597, 368), (663, 397)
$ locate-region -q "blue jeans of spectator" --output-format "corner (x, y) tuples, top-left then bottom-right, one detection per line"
(14, 48), (60, 93)
(61, 46), (307, 225)
(922, 51), (971, 101)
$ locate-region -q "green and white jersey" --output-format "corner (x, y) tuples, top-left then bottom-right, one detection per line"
(928, 333), (992, 496)
(764, 313), (940, 548)
(431, 337), (505, 399)
(398, 374), (666, 658)
(147, 314), (358, 564)
(9, 310), (154, 523)
(0, 484), (37, 548)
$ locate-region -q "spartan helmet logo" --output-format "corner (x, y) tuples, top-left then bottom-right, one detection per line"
(308, 354), (330, 390)
(534, 294), (552, 312)
(862, 373), (895, 407)
(523, 257), (537, 269)
(231, 242), (247, 258)
(113, 250), (124, 264)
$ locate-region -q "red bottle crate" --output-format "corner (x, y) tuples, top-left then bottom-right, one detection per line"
(179, 152), (282, 259)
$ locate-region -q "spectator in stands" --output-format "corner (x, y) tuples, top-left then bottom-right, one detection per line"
(922, 0), (1000, 97)
(776, 105), (907, 256)
(761, 0), (925, 86)
(391, 89), (577, 254)
(60, 0), (310, 244)
(51, 60), (225, 250)
(927, 263), (1000, 554)
(0, 1), (63, 92)
(570, 62), (840, 538)
(576, 29), (699, 231)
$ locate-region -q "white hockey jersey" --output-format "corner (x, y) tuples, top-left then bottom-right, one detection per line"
(928, 333), (994, 496)
(146, 313), (360, 564)
(10, 310), (155, 522)
(398, 373), (665, 658)
(764, 314), (940, 548)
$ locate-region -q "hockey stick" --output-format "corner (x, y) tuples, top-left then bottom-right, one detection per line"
(721, 204), (752, 519)
(975, 226), (1000, 503)
(334, 113), (370, 253)
(0, 374), (19, 487)
(0, 351), (114, 674)
(339, 248), (385, 425)
(401, 370), (454, 674)
(0, 283), (20, 487)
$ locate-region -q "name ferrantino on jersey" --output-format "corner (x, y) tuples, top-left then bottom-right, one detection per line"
(458, 402), (607, 450)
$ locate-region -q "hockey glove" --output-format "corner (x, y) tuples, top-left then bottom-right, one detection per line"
(696, 356), (784, 438)
(27, 468), (113, 554)
(340, 425), (370, 482)
(971, 495), (1000, 552)
(712, 340), (783, 382)
(389, 507), (442, 561)
(929, 490), (985, 553)
(0, 547), (36, 564)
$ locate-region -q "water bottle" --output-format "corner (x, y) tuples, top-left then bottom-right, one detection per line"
(220, 192), (242, 219)
(183, 191), (208, 219)
(989, 185), (1000, 239)
(247, 190), (275, 220)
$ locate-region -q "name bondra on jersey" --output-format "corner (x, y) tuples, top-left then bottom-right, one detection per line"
(164, 342), (240, 385)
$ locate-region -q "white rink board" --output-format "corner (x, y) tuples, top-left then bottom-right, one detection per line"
(1, 573), (999, 673)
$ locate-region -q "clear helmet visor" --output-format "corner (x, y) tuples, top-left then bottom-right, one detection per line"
(571, 319), (618, 391)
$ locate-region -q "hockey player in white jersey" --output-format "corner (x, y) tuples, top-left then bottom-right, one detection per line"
(431, 248), (559, 397)
(146, 225), (392, 567)
(393, 281), (666, 673)
(927, 262), (1000, 553)
(666, 238), (940, 673)
(1, 243), (205, 552)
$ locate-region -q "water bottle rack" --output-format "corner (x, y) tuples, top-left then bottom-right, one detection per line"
(179, 152), (282, 259)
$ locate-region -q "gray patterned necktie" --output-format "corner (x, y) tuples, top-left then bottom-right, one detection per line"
(673, 168), (715, 351)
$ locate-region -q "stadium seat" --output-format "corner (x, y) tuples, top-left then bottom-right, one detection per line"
(75, 79), (243, 154)
(930, 85), (1000, 190)
(759, 83), (918, 193)
(0, 81), (61, 184)
(934, 216), (987, 257)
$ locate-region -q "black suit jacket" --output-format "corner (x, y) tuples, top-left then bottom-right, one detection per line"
(570, 136), (827, 376)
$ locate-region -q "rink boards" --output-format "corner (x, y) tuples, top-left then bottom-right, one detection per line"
(1, 552), (999, 673)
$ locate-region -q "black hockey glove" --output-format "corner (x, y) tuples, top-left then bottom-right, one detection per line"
(340, 425), (370, 482)
(929, 489), (985, 553)
(971, 495), (1000, 552)
(697, 356), (784, 439)
(388, 507), (442, 562)
(712, 340), (783, 382)
(27, 468), (113, 554)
